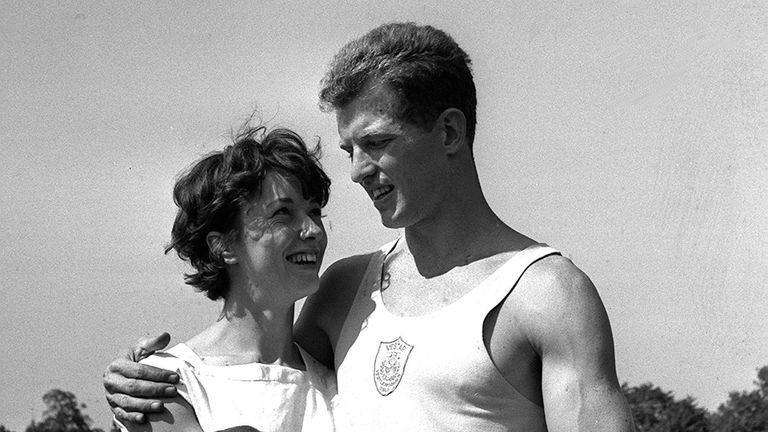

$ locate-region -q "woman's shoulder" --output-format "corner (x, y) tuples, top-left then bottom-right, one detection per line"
(139, 344), (197, 372)
(117, 395), (201, 432)
(116, 345), (201, 432)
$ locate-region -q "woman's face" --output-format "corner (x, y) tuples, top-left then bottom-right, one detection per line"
(230, 171), (327, 306)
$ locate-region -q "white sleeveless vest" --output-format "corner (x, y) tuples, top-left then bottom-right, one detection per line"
(334, 240), (558, 431)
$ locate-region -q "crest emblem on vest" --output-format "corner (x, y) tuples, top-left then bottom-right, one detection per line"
(373, 337), (414, 396)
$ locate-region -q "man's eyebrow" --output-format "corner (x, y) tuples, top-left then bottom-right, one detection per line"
(360, 128), (395, 139)
(340, 131), (394, 148)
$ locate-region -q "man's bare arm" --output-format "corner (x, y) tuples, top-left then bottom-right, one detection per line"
(103, 333), (180, 423)
(524, 258), (635, 431)
(295, 253), (372, 369)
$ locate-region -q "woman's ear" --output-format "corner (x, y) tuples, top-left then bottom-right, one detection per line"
(435, 108), (467, 155)
(207, 231), (237, 265)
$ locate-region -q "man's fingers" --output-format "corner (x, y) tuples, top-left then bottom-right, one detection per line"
(104, 371), (179, 397)
(112, 405), (147, 424)
(133, 332), (171, 361)
(101, 333), (177, 425)
(104, 367), (178, 397)
(108, 392), (166, 417)
(107, 357), (179, 384)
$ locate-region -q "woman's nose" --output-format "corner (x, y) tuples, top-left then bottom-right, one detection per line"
(299, 215), (324, 240)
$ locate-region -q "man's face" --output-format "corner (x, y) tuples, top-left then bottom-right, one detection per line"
(335, 85), (446, 229)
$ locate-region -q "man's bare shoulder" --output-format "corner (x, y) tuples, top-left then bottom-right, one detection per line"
(512, 254), (599, 308)
(318, 253), (374, 301)
(505, 255), (609, 344)
(304, 252), (373, 318)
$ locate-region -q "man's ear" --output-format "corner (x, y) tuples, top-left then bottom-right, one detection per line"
(207, 231), (238, 265)
(435, 108), (467, 155)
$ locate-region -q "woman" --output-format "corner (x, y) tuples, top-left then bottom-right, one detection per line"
(117, 126), (335, 432)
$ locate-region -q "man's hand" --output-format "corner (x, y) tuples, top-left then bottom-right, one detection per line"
(103, 333), (179, 423)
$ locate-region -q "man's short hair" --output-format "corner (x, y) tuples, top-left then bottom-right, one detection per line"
(166, 126), (331, 300)
(319, 22), (477, 147)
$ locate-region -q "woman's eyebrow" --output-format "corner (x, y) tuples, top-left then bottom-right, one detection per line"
(264, 197), (294, 208)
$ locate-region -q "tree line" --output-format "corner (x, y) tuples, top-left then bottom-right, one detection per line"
(623, 366), (768, 431)
(0, 388), (118, 432)
(2, 365), (767, 432)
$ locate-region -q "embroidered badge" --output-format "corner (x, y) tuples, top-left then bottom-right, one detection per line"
(373, 337), (414, 396)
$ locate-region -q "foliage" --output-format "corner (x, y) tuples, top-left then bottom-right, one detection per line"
(709, 366), (768, 432)
(24, 389), (104, 432)
(623, 382), (711, 431)
(622, 366), (768, 432)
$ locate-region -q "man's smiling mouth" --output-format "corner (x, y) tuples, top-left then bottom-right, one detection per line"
(372, 185), (394, 200)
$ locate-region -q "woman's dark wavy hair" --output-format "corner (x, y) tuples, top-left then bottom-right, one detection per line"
(319, 22), (477, 148)
(165, 126), (331, 301)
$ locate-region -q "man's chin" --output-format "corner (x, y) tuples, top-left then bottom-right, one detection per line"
(380, 219), (398, 229)
(378, 212), (407, 229)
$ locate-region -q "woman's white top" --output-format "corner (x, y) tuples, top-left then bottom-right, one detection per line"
(117, 343), (336, 432)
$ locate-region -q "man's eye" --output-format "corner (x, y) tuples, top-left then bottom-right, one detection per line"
(366, 138), (393, 149)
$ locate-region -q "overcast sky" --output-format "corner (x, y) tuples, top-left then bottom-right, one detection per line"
(1, 1), (766, 430)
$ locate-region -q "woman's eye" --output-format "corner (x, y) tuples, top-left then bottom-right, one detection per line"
(272, 207), (290, 217)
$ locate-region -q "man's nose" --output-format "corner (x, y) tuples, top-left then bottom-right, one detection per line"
(350, 147), (375, 184)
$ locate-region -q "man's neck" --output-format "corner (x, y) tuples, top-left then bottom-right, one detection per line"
(403, 197), (532, 278)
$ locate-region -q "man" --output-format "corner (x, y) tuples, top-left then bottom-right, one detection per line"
(104, 23), (635, 431)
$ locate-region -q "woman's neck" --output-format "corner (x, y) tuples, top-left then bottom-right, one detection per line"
(185, 292), (303, 369)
